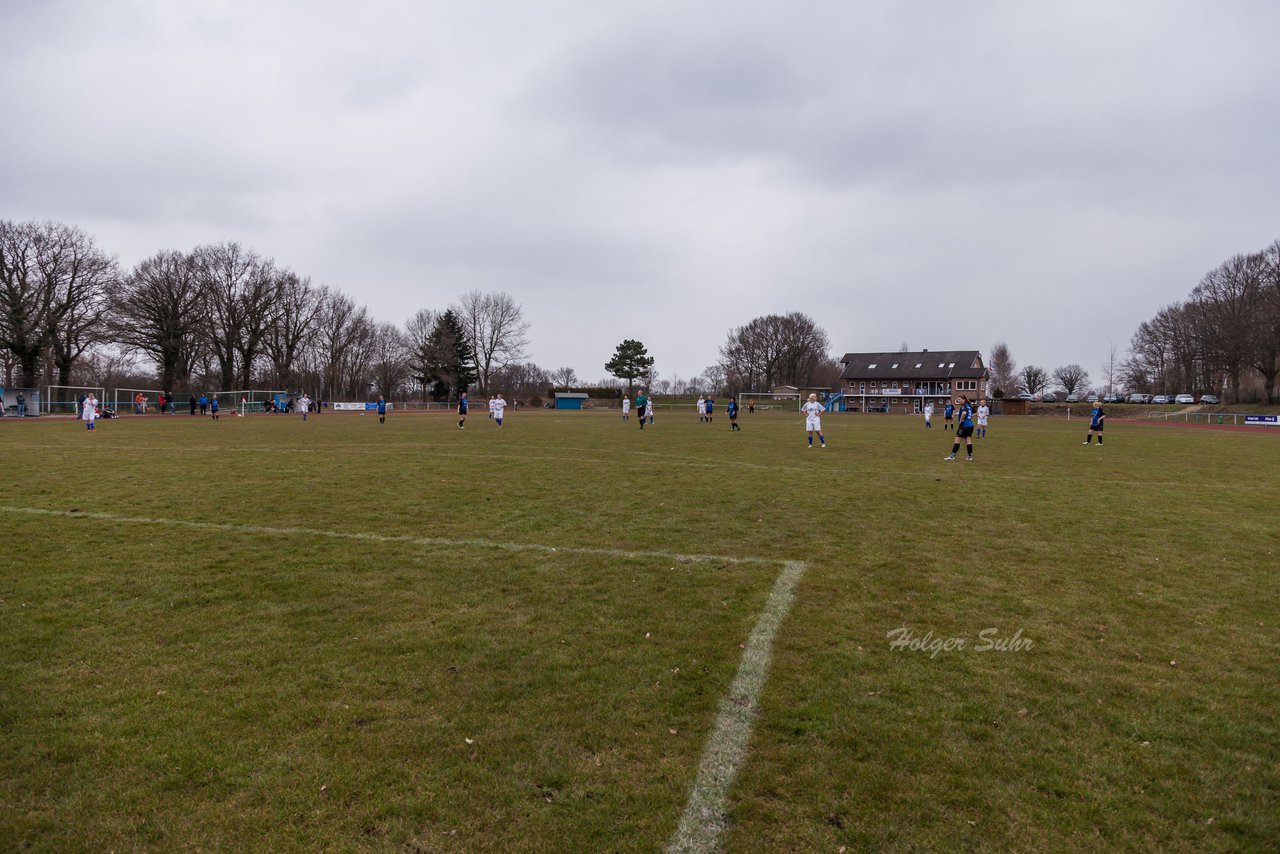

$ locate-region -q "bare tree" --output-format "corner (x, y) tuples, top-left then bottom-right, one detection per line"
(314, 289), (377, 399)
(489, 361), (549, 401)
(370, 322), (410, 398)
(987, 341), (1018, 398)
(455, 290), (530, 392)
(0, 220), (55, 386)
(1052, 364), (1090, 396)
(1192, 253), (1264, 403)
(1251, 240), (1280, 403)
(1020, 365), (1049, 395)
(37, 222), (119, 386)
(194, 242), (281, 389)
(717, 312), (831, 391)
(113, 250), (208, 391)
(263, 270), (323, 391)
(550, 366), (579, 388)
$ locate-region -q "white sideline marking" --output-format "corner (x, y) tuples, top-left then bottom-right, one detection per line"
(1, 503), (807, 852)
(668, 559), (807, 854)
(0, 505), (776, 566)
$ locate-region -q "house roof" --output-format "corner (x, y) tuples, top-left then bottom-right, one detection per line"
(839, 350), (986, 380)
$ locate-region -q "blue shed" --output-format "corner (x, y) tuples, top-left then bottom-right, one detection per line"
(554, 392), (589, 410)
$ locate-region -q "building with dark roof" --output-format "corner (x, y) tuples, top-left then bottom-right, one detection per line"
(838, 349), (988, 413)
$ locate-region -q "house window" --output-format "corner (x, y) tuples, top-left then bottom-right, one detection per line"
(859, 383), (865, 394)
(893, 381), (899, 389)
(868, 363), (877, 369)
(891, 363), (898, 369)
(948, 362), (956, 368)
(938, 362), (945, 368)
(915, 363), (922, 368)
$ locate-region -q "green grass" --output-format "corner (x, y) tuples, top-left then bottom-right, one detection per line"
(1, 410), (1277, 851)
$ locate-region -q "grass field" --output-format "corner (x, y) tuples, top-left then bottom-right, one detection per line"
(2, 409), (1278, 852)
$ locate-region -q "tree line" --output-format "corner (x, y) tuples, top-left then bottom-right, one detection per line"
(0, 220), (538, 400)
(2, 219), (846, 402)
(1121, 241), (1279, 403)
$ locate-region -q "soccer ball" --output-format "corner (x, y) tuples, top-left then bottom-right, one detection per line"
(236, 412), (243, 417)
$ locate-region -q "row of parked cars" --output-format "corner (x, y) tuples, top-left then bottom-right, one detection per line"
(1019, 392), (1220, 405)
(1123, 393), (1218, 405)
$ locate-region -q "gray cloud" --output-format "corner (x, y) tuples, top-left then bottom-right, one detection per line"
(2, 0), (1277, 380)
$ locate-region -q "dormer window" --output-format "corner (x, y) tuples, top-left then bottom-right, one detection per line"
(915, 363), (922, 368)
(891, 363), (898, 369)
(868, 363), (877, 369)
(948, 362), (956, 368)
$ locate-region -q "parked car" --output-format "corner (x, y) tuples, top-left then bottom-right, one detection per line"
(1199, 394), (1220, 404)
(1175, 394), (1195, 404)
(1103, 394), (1121, 404)
(1041, 392), (1059, 403)
(1017, 392), (1035, 400)
(1127, 393), (1152, 404)
(1088, 393), (1102, 403)
(1152, 395), (1169, 404)
(1065, 394), (1080, 403)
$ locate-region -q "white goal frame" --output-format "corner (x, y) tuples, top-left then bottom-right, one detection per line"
(739, 392), (803, 412)
(112, 387), (166, 415)
(216, 389), (288, 416)
(44, 385), (106, 417)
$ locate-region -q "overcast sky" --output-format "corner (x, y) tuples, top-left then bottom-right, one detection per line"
(2, 0), (1276, 383)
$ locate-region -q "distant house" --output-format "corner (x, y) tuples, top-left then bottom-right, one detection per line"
(838, 349), (988, 413)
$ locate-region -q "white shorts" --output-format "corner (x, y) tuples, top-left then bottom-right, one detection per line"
(806, 416), (822, 431)
(977, 417), (988, 426)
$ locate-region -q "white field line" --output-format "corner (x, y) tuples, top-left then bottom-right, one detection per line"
(0, 505), (777, 566)
(668, 559), (807, 854)
(1, 503), (807, 851)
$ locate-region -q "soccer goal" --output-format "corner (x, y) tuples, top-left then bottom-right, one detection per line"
(112, 387), (167, 415)
(215, 389), (288, 416)
(44, 385), (106, 417)
(739, 391), (803, 412)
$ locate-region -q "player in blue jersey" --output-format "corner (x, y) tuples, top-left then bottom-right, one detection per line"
(377, 395), (387, 424)
(1083, 403), (1105, 445)
(727, 396), (740, 431)
(457, 392), (468, 428)
(945, 396), (975, 461)
(705, 396), (714, 423)
(210, 396), (220, 420)
(943, 400), (954, 431)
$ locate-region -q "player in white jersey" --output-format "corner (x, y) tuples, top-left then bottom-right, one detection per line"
(923, 401), (934, 428)
(492, 394), (507, 427)
(82, 393), (98, 431)
(802, 393), (826, 448)
(976, 401), (990, 438)
(298, 394), (312, 421)
(645, 396), (654, 425)
(621, 396), (631, 421)
(697, 396), (707, 422)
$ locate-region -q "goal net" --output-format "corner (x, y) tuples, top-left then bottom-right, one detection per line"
(214, 389), (288, 415)
(45, 385), (106, 417)
(739, 392), (803, 412)
(112, 387), (168, 415)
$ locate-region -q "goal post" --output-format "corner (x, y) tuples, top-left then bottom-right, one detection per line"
(112, 387), (167, 415)
(44, 385), (106, 417)
(214, 389), (288, 415)
(739, 391), (803, 412)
